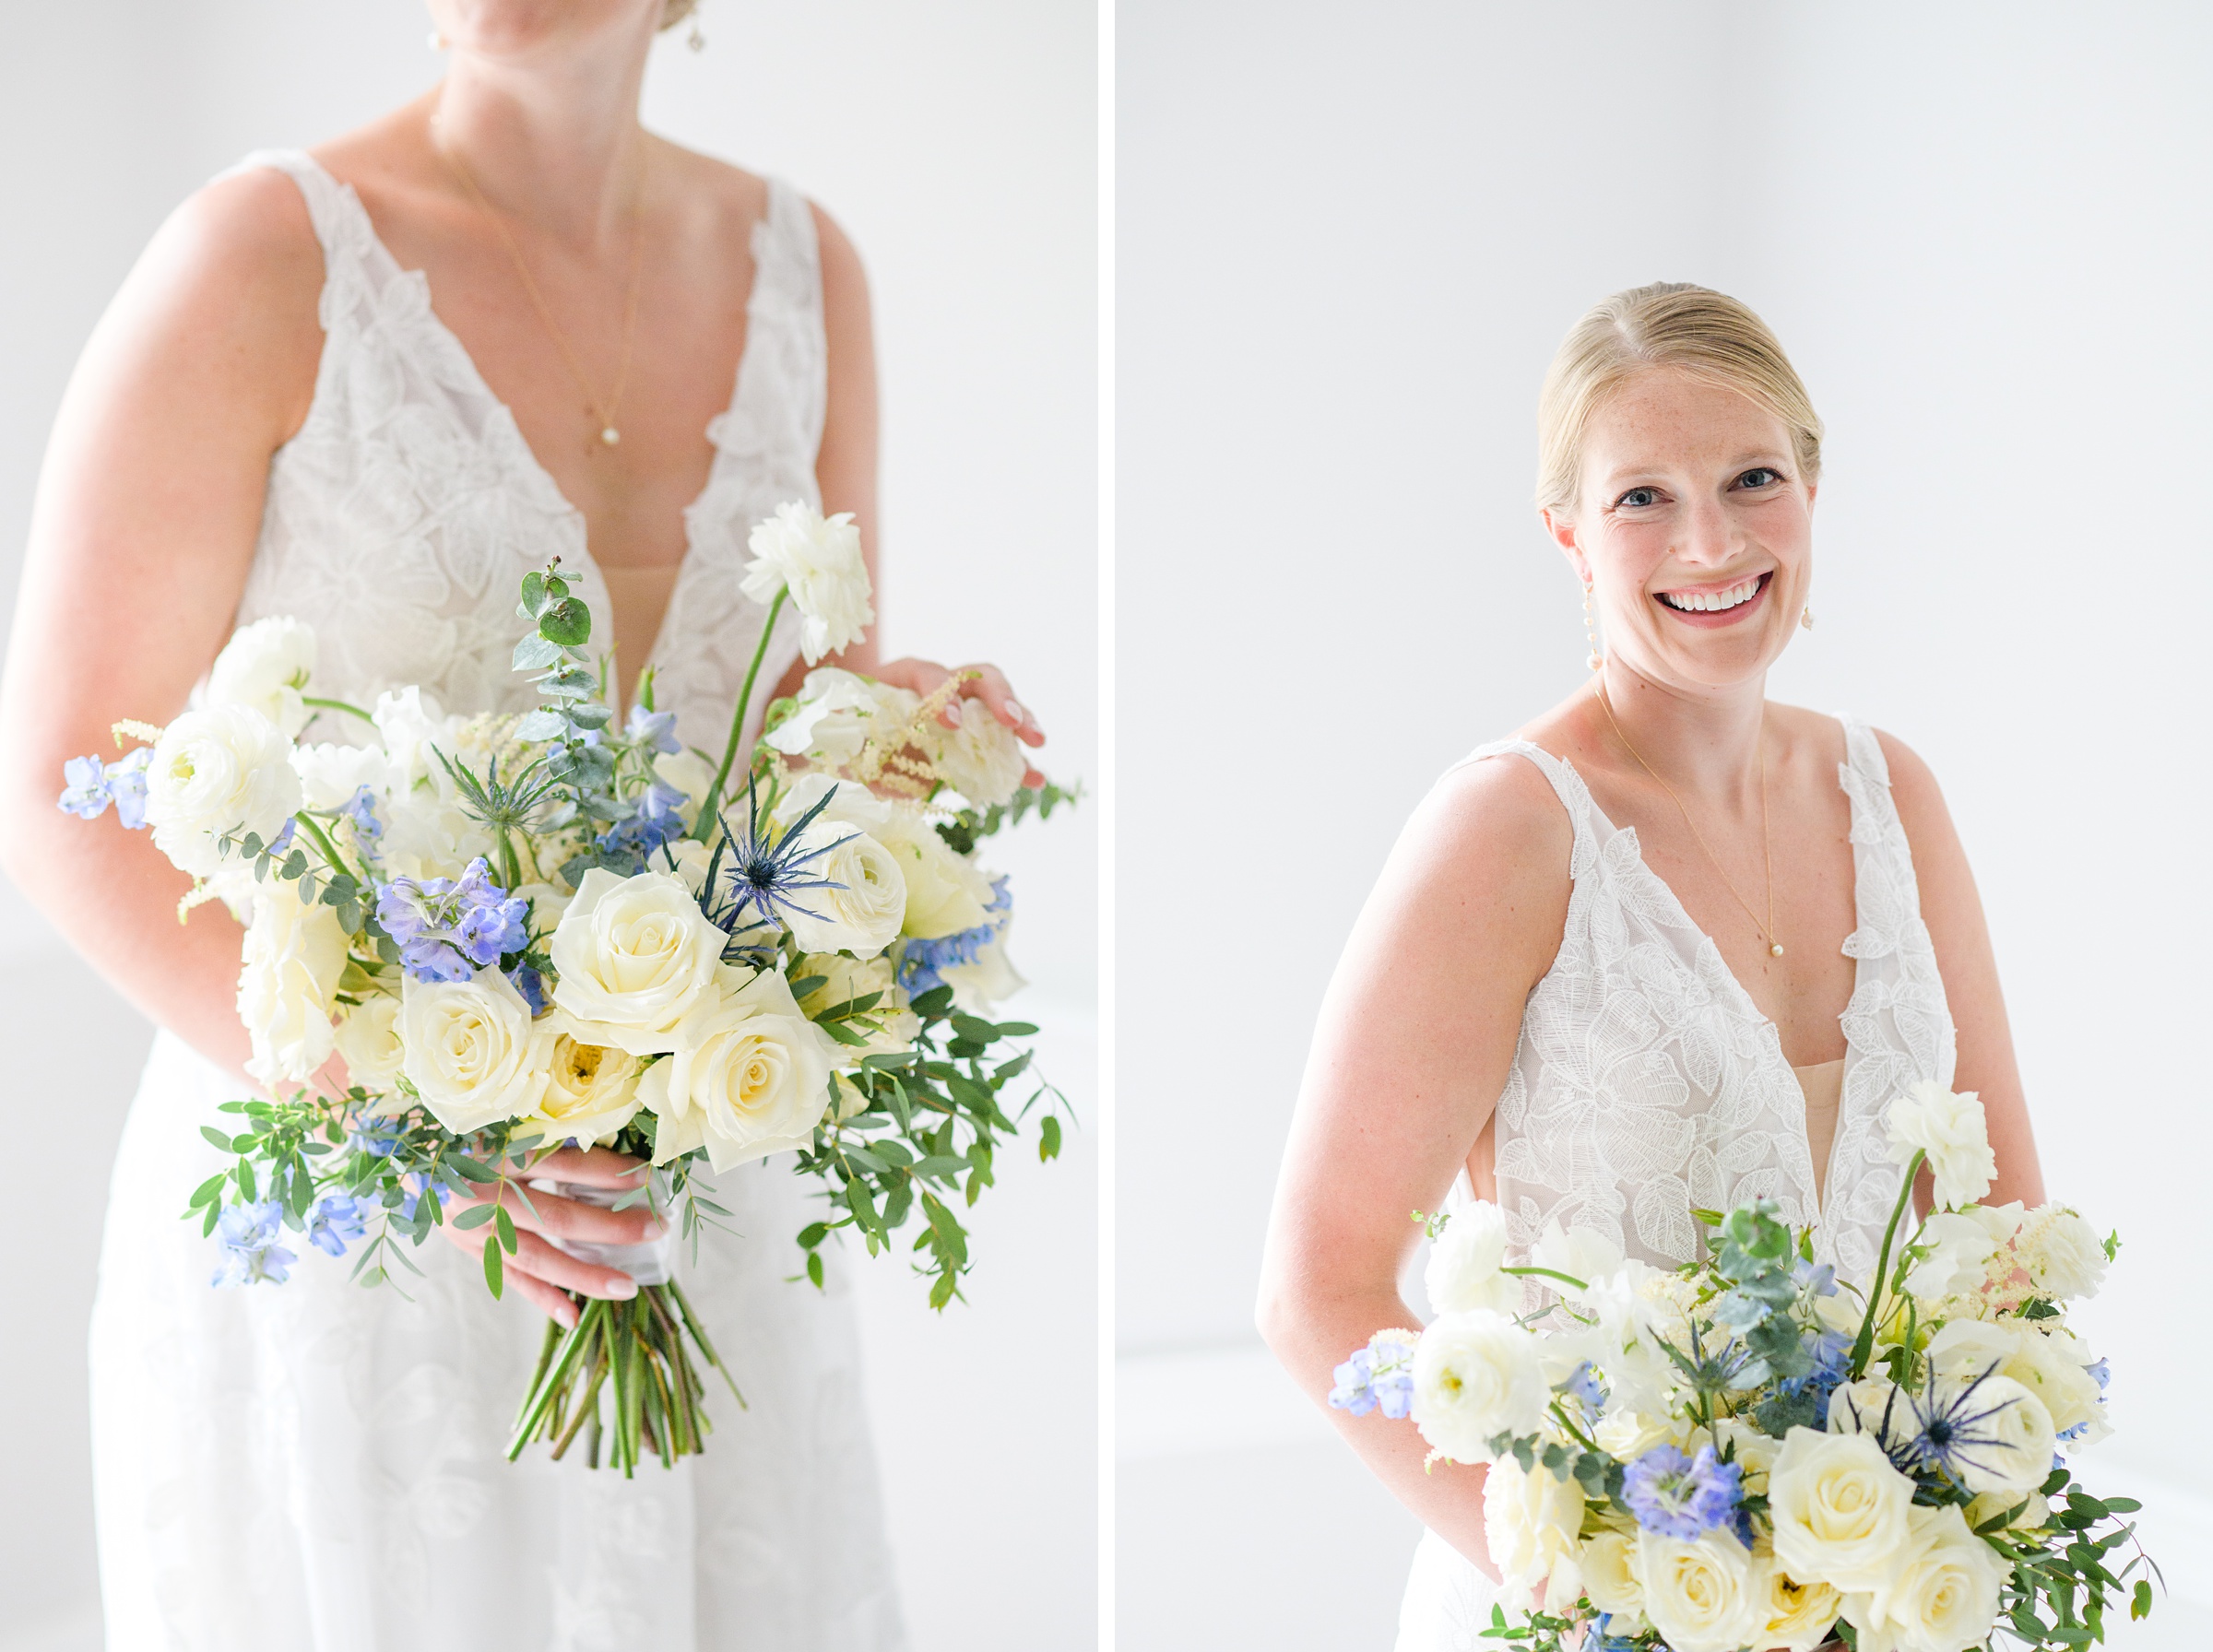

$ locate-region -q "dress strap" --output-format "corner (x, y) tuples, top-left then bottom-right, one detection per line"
(709, 176), (828, 468)
(1450, 738), (1600, 881)
(219, 149), (360, 266)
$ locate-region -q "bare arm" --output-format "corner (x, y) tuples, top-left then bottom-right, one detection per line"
(0, 168), (323, 1077)
(1256, 754), (1572, 1572)
(1876, 730), (2046, 1210)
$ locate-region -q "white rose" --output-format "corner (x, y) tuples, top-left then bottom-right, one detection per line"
(1924, 1320), (2107, 1444)
(1580, 1528), (1645, 1624)
(207, 614), (317, 738)
(924, 693), (1028, 809)
(765, 667), (917, 767)
(1713, 1416), (1783, 1495)
(1847, 1503), (2006, 1652)
(652, 749), (718, 827)
(396, 967), (554, 1133)
(874, 813), (996, 938)
(1482, 1457), (1585, 1611)
(636, 966), (837, 1171)
(237, 881), (348, 1086)
(1964, 1488), (2049, 1533)
(1425, 1200), (1519, 1316)
(515, 880), (574, 938)
(797, 953), (919, 1057)
(144, 704), (302, 878)
(740, 502), (874, 665)
(1750, 1550), (1844, 1652)
(941, 924), (1027, 1015)
(1905, 1210), (2009, 1300)
(2017, 1205), (2110, 1301)
(289, 741), (391, 812)
(521, 1018), (644, 1148)
(548, 868), (728, 1055)
(333, 986), (405, 1095)
(1408, 1311), (1548, 1463)
(1884, 1080), (1996, 1211)
(1768, 1427), (1916, 1593)
(1594, 1410), (1679, 1462)
(1636, 1528), (1762, 1652)
(1940, 1374), (2056, 1499)
(782, 820), (906, 956)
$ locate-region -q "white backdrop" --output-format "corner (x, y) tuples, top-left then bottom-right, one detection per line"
(1117, 5), (2211, 1647)
(0, 4), (1095, 1649)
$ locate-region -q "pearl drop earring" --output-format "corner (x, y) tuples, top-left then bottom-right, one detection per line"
(1801, 602), (1816, 631)
(1583, 579), (1604, 672)
(688, 6), (707, 50)
(428, 30), (446, 51)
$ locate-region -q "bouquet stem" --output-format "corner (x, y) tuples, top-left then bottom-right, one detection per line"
(697, 585), (788, 832)
(1848, 1146), (1926, 1379)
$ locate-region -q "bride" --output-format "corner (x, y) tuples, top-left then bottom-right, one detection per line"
(0, 3), (1043, 1647)
(1255, 284), (2045, 1648)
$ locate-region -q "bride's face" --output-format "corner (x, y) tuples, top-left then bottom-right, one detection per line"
(1545, 369), (1816, 694)
(423, 0), (659, 54)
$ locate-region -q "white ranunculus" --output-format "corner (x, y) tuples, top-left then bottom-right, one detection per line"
(925, 693), (1028, 809)
(1847, 1503), (2006, 1652)
(1636, 1528), (1763, 1652)
(376, 786), (498, 885)
(1768, 1427), (1916, 1593)
(1885, 1080), (1996, 1211)
(1750, 1550), (1844, 1652)
(1940, 1375), (2056, 1499)
(1827, 1377), (1914, 1447)
(941, 924), (1027, 1015)
(1425, 1200), (1519, 1316)
(776, 769), (896, 832)
(522, 1018), (644, 1148)
(797, 953), (919, 1057)
(872, 813), (996, 939)
(548, 868), (728, 1056)
(1904, 1210), (2010, 1300)
(765, 667), (918, 767)
(782, 820), (906, 955)
(1923, 1320), (2107, 1444)
(1580, 1528), (1646, 1624)
(1483, 1457), (1585, 1611)
(144, 704), (303, 879)
(333, 987), (405, 1095)
(636, 966), (837, 1171)
(237, 881), (348, 1086)
(290, 741), (390, 812)
(397, 967), (554, 1133)
(207, 615), (317, 738)
(2017, 1205), (2110, 1301)
(1408, 1311), (1548, 1463)
(740, 502), (874, 666)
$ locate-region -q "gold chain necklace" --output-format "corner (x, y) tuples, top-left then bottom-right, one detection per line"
(432, 120), (646, 449)
(1593, 682), (1784, 959)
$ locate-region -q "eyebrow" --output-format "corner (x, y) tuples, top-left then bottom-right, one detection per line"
(1596, 451), (1793, 488)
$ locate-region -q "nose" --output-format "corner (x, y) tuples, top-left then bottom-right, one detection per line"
(1671, 492), (1739, 569)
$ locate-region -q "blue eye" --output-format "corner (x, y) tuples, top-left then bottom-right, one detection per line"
(1737, 467), (1783, 490)
(1615, 487), (1661, 509)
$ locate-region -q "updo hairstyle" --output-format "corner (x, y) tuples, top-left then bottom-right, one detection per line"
(1535, 283), (1823, 513)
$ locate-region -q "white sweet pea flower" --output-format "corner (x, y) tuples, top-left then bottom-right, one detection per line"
(237, 880), (348, 1086)
(1903, 1210), (2009, 1300)
(207, 615), (317, 738)
(371, 686), (447, 787)
(2016, 1205), (2111, 1301)
(925, 693), (1027, 809)
(144, 703), (303, 879)
(740, 502), (874, 666)
(1408, 1310), (1548, 1462)
(1530, 1218), (1626, 1294)
(290, 741), (391, 812)
(1884, 1080), (1996, 1211)
(637, 966), (839, 1172)
(1424, 1200), (1519, 1316)
(765, 667), (918, 767)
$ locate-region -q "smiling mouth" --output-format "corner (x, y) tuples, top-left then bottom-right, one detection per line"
(1655, 572), (1770, 615)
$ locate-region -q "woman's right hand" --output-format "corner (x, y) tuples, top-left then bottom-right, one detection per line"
(436, 1145), (664, 1328)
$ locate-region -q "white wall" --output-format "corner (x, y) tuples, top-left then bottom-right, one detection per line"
(1116, 5), (2212, 1646)
(0, 4), (1095, 1647)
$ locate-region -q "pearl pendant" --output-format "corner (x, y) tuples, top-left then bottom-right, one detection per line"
(1770, 942), (1785, 957)
(600, 426), (621, 447)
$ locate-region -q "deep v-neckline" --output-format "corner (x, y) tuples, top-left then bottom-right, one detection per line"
(1560, 749), (1866, 1221)
(306, 152), (771, 678)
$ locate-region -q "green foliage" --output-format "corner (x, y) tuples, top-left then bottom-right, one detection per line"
(935, 778), (1083, 856)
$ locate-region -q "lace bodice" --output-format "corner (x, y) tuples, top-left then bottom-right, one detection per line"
(229, 148), (815, 749)
(1465, 718), (1956, 1284)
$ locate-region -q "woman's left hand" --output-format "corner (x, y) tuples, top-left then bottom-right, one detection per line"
(873, 656), (1048, 788)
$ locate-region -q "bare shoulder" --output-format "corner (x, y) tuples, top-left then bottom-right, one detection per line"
(138, 165), (324, 326)
(1379, 747), (1574, 936)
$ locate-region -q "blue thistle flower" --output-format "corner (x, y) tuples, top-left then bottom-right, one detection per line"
(698, 774), (856, 946)
(1622, 1443), (1743, 1539)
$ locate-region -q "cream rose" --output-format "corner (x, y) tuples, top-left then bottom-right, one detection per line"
(396, 967), (554, 1133)
(1636, 1528), (1762, 1652)
(797, 952), (920, 1057)
(237, 881), (348, 1086)
(873, 813), (996, 939)
(941, 925), (1027, 1015)
(1482, 1457), (1585, 1611)
(1750, 1550), (1843, 1652)
(782, 820), (907, 955)
(1425, 1199), (1519, 1316)
(1595, 1410), (1679, 1462)
(521, 1018), (644, 1148)
(548, 868), (728, 1054)
(740, 502), (874, 665)
(2017, 1205), (2110, 1301)
(1939, 1374), (2055, 1499)
(1885, 1080), (1997, 1211)
(1713, 1417), (1782, 1495)
(333, 986), (405, 1095)
(1923, 1320), (2107, 1444)
(1847, 1503), (2006, 1652)
(144, 703), (302, 879)
(637, 967), (837, 1171)
(207, 614), (317, 738)
(652, 748), (719, 828)
(1580, 1528), (1646, 1625)
(924, 693), (1028, 809)
(1408, 1311), (1548, 1463)
(1768, 1427), (1915, 1592)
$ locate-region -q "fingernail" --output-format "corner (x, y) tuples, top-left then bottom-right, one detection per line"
(1005, 699), (1030, 726)
(609, 1277), (638, 1299)
(645, 1219), (669, 1239)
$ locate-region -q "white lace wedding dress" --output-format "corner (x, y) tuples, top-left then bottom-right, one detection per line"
(88, 151), (907, 1652)
(1394, 726), (1957, 1651)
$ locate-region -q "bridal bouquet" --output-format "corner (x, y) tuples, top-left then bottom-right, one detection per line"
(1331, 1091), (2151, 1651)
(61, 502), (1073, 1475)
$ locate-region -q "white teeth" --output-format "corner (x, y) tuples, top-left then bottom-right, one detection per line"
(1658, 576), (1763, 613)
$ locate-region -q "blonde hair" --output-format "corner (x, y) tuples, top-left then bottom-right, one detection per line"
(1534, 282), (1822, 513)
(660, 0), (699, 28)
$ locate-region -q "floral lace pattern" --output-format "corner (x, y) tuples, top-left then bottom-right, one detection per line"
(89, 150), (905, 1651)
(1394, 718), (1955, 1651)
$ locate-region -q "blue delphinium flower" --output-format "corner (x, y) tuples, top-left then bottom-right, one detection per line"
(341, 785), (383, 846)
(899, 879), (1013, 996)
(57, 755), (109, 819)
(1587, 1616), (1644, 1652)
(597, 778), (690, 863)
(2058, 1358), (2112, 1445)
(57, 748), (153, 827)
(1328, 1329), (1418, 1420)
(1622, 1443), (1743, 1540)
(398, 1174), (453, 1224)
(305, 1196), (369, 1258)
(376, 856), (529, 982)
(507, 962), (550, 1016)
(211, 1200), (297, 1288)
(624, 702), (680, 754)
(348, 1121), (403, 1159)
(1558, 1360), (1607, 1418)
